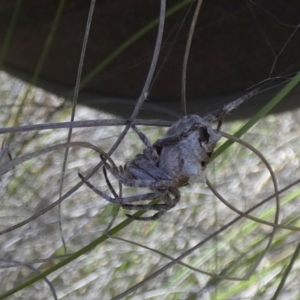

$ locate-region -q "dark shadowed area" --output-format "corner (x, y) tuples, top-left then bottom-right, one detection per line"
(1, 0), (300, 120)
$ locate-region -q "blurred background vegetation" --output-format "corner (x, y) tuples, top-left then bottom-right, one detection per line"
(1, 1), (300, 299)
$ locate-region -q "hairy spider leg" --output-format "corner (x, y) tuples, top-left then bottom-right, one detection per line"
(203, 88), (260, 129)
(130, 211), (166, 221)
(153, 122), (201, 149)
(100, 158), (181, 221)
(79, 172), (163, 204)
(131, 125), (160, 162)
(131, 125), (153, 148)
(125, 187), (181, 221)
(101, 155), (174, 188)
(79, 171), (177, 221)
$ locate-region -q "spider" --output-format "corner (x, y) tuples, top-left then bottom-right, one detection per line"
(79, 90), (258, 221)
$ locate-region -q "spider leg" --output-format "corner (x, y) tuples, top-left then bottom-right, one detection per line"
(122, 203), (170, 211)
(126, 211), (166, 221)
(125, 187), (181, 221)
(125, 154), (173, 182)
(131, 125), (153, 149)
(132, 125), (160, 162)
(168, 186), (181, 207)
(203, 88), (260, 127)
(100, 156), (174, 188)
(78, 172), (162, 204)
(153, 122), (204, 149)
(103, 166), (164, 221)
(122, 193), (174, 211)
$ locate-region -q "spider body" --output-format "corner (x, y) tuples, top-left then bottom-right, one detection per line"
(80, 116), (221, 221)
(79, 90), (258, 220)
(156, 115), (221, 186)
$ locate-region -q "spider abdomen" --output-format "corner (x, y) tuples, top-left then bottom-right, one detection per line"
(159, 115), (222, 185)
